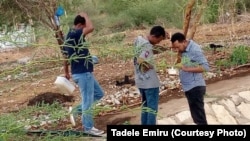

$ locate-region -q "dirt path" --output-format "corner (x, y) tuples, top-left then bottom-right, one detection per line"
(207, 74), (250, 97)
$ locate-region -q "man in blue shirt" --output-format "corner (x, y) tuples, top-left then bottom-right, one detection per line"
(170, 32), (210, 125)
(63, 12), (104, 135)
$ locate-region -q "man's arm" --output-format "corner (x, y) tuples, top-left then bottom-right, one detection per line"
(152, 31), (170, 54)
(79, 12), (94, 36)
(181, 65), (205, 73)
(180, 51), (210, 73)
(64, 57), (70, 80)
(152, 45), (168, 54)
(137, 57), (153, 73)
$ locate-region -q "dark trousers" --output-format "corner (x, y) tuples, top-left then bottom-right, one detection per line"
(185, 86), (207, 125)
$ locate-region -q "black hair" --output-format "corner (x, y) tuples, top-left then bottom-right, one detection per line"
(150, 26), (166, 38)
(74, 15), (86, 25)
(171, 32), (186, 43)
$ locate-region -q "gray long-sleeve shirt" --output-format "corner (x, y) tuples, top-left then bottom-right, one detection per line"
(133, 36), (160, 89)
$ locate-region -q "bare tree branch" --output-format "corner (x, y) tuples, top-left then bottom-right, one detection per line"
(14, 0), (65, 48)
(15, 0), (57, 30)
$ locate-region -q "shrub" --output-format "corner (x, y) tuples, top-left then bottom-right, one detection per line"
(230, 45), (250, 65)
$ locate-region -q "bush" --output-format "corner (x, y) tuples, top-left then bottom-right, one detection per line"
(230, 45), (250, 65)
(204, 0), (220, 23)
(82, 0), (186, 33)
(243, 0), (250, 11)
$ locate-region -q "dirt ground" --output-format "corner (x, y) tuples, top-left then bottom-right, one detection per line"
(1, 14), (250, 133)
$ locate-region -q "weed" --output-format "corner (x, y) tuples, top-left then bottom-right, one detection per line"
(230, 45), (250, 66)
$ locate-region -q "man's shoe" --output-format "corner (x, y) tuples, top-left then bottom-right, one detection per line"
(84, 127), (104, 136)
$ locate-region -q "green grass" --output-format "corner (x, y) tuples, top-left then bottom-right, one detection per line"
(0, 101), (111, 140)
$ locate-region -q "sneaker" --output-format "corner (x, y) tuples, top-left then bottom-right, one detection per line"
(69, 106), (76, 126)
(84, 127), (104, 136)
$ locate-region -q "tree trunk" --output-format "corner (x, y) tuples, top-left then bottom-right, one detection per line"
(176, 0), (196, 64)
(188, 0), (208, 39)
(183, 0), (196, 37)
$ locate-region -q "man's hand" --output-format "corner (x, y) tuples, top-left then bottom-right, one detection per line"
(136, 57), (153, 73)
(139, 62), (153, 73)
(64, 60), (70, 80)
(174, 63), (183, 69)
(65, 72), (71, 80)
(78, 11), (94, 36)
(137, 57), (144, 64)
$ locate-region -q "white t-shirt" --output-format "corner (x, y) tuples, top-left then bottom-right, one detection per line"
(133, 36), (160, 89)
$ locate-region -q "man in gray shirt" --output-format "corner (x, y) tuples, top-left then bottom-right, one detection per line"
(133, 26), (167, 125)
(171, 32), (210, 125)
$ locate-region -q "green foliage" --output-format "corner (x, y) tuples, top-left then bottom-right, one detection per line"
(202, 0), (250, 23)
(94, 43), (134, 62)
(242, 0), (250, 11)
(0, 102), (68, 140)
(156, 58), (168, 72)
(2, 0), (250, 32)
(78, 0), (186, 33)
(204, 0), (220, 23)
(126, 2), (157, 26)
(214, 45), (250, 70)
(0, 114), (26, 139)
(235, 0), (250, 12)
(101, 0), (138, 15)
(0, 0), (25, 26)
(236, 0), (245, 12)
(0, 100), (113, 140)
(181, 56), (199, 67)
(91, 33), (126, 44)
(0, 0), (85, 30)
(214, 59), (232, 69)
(230, 45), (250, 65)
(122, 121), (131, 125)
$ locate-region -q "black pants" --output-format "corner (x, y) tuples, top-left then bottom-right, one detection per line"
(185, 86), (207, 125)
